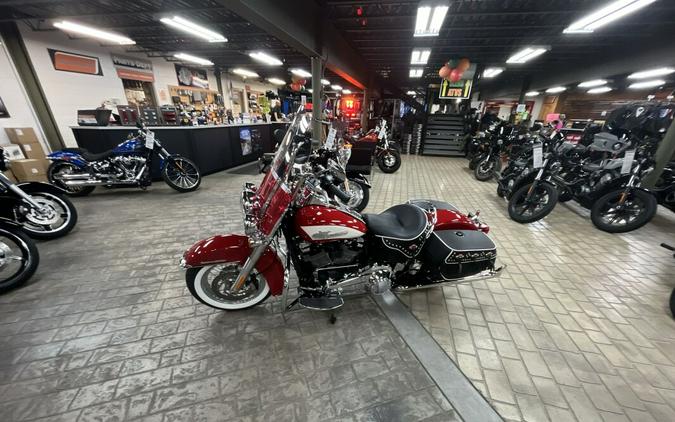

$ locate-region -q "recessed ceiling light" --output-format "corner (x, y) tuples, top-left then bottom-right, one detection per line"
(629, 79), (665, 89)
(411, 49), (431, 65)
(564, 0), (657, 34)
(578, 79), (608, 87)
(414, 5), (449, 37)
(331, 84), (342, 91)
(267, 77), (286, 85)
(342, 89), (352, 94)
(409, 68), (424, 78)
(546, 86), (567, 93)
(321, 79), (330, 85)
(506, 47), (547, 64)
(588, 86), (613, 94)
(290, 68), (312, 78)
(53, 21), (135, 45)
(249, 52), (282, 66)
(525, 91), (540, 97)
(160, 16), (227, 42)
(483, 67), (504, 78)
(628, 67), (675, 79)
(174, 53), (213, 66)
(232, 68), (259, 78)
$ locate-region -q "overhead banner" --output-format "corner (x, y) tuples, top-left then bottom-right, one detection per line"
(49, 49), (102, 75)
(111, 54), (154, 82)
(439, 79), (473, 99)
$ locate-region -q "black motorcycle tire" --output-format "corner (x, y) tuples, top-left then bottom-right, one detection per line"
(342, 179), (370, 212)
(377, 149), (401, 173)
(0, 226), (39, 294)
(474, 158), (496, 182)
(162, 157), (201, 193)
(469, 154), (483, 170)
(590, 189), (657, 233)
(508, 182), (559, 224)
(47, 162), (95, 197)
(670, 288), (675, 319)
(558, 189), (574, 203)
(497, 185), (506, 198)
(16, 192), (78, 240)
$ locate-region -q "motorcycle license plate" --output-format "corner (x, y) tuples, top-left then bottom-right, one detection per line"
(145, 132), (156, 149)
(533, 144), (543, 168)
(621, 150), (636, 175)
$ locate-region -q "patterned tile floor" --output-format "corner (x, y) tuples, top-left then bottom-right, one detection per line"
(380, 156), (675, 422)
(0, 164), (458, 422)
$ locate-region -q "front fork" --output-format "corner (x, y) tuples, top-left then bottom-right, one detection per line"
(1, 173), (46, 211)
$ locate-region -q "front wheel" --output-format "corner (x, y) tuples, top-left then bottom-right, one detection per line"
(590, 189), (657, 233)
(508, 182), (559, 224)
(162, 157), (201, 192)
(186, 263), (270, 310)
(341, 179), (370, 212)
(377, 149), (401, 173)
(0, 225), (39, 293)
(14, 192), (78, 239)
(474, 158), (496, 181)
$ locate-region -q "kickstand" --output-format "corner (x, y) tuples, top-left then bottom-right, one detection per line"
(329, 313), (337, 324)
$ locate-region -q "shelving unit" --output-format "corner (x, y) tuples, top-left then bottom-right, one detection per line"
(422, 113), (465, 156)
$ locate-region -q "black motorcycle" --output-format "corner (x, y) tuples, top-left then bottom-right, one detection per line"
(0, 148), (78, 239)
(664, 243), (675, 318)
(0, 218), (39, 293)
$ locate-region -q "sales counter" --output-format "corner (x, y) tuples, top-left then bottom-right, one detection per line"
(70, 122), (290, 177)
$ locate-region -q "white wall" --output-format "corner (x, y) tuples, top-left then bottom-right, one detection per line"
(0, 36), (47, 149)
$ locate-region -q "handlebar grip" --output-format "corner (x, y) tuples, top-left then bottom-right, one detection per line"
(327, 183), (352, 203)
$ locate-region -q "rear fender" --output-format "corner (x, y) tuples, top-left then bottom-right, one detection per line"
(47, 151), (87, 168)
(347, 173), (371, 187)
(182, 234), (285, 296)
(16, 182), (68, 196)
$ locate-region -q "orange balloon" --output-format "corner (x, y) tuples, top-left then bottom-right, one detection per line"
(290, 83), (301, 91)
(439, 65), (451, 78)
(457, 58), (471, 72)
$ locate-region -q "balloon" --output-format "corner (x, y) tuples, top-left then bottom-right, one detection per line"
(298, 79), (307, 86)
(449, 68), (463, 82)
(457, 58), (471, 72)
(290, 83), (301, 91)
(446, 59), (456, 69)
(439, 65), (451, 79)
(291, 75), (301, 83)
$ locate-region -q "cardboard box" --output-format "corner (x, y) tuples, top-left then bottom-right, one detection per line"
(9, 158), (49, 183)
(3, 144), (25, 160)
(2, 170), (18, 184)
(4, 128), (47, 160)
(19, 142), (46, 160)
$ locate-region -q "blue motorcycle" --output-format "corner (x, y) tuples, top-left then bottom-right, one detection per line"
(47, 121), (201, 196)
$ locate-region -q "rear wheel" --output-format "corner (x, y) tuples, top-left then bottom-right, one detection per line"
(162, 157), (201, 192)
(590, 189), (657, 233)
(377, 150), (401, 173)
(186, 263), (270, 310)
(508, 182), (559, 223)
(47, 162), (95, 196)
(0, 225), (39, 293)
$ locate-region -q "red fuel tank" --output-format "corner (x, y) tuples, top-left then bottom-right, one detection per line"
(294, 205), (367, 243)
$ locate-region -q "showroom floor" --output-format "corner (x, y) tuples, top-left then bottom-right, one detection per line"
(0, 155), (674, 422)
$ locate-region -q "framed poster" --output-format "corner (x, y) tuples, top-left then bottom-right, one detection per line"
(0, 96), (9, 118)
(175, 64), (209, 89)
(48, 49), (102, 75)
(239, 128), (261, 156)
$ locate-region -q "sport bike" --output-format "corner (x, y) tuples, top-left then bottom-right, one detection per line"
(180, 108), (502, 312)
(0, 148), (77, 239)
(0, 217), (39, 293)
(47, 121), (201, 196)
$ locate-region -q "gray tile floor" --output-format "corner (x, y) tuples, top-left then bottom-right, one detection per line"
(0, 164), (458, 422)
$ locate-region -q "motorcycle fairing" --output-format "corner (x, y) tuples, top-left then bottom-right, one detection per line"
(47, 151), (88, 168)
(182, 234), (285, 295)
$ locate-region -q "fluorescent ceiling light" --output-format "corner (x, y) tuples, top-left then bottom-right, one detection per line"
(525, 91), (540, 97)
(409, 68), (424, 78)
(578, 79), (608, 87)
(629, 79), (665, 89)
(483, 67), (504, 78)
(506, 47), (547, 64)
(342, 89), (352, 94)
(406, 91), (417, 96)
(627, 67), (675, 79)
(588, 86), (613, 94)
(563, 0), (657, 34)
(331, 84), (342, 91)
(411, 49), (431, 65)
(232, 68), (259, 78)
(546, 86), (567, 93)
(160, 16), (227, 42)
(290, 68), (312, 78)
(53, 20), (135, 45)
(308, 89), (313, 93)
(267, 77), (286, 85)
(414, 5), (449, 37)
(249, 52), (282, 66)
(174, 53), (213, 66)
(321, 79), (330, 85)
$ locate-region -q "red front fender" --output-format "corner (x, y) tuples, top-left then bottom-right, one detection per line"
(182, 234), (285, 296)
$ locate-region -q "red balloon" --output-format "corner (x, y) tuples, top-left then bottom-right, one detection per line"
(439, 65), (451, 79)
(449, 68), (463, 82)
(457, 58), (471, 72)
(298, 79), (307, 86)
(290, 83), (301, 91)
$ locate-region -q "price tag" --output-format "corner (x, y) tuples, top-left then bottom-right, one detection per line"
(378, 128), (385, 140)
(144, 131), (155, 149)
(532, 143), (543, 168)
(621, 150), (636, 174)
(325, 128), (337, 149)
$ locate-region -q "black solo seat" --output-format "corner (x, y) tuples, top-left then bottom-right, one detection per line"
(363, 204), (427, 239)
(63, 148), (114, 162)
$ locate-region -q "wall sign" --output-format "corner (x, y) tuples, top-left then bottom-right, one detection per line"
(439, 79), (473, 99)
(49, 49), (102, 75)
(111, 54), (154, 82)
(175, 64), (209, 89)
(0, 97), (9, 118)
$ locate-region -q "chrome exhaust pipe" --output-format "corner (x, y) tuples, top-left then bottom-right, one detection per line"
(63, 179), (136, 186)
(56, 173), (93, 180)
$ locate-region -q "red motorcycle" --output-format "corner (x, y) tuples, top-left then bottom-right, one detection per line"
(180, 109), (503, 311)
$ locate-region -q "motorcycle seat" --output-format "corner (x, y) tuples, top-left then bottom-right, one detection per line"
(62, 148), (114, 162)
(363, 204), (427, 240)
